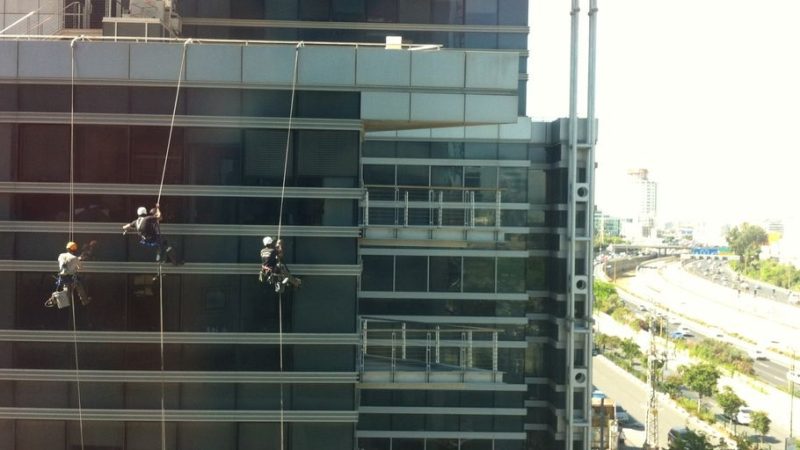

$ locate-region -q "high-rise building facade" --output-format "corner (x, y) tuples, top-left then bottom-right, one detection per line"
(0, 1), (597, 449)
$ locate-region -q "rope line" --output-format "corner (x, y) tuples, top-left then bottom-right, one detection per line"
(156, 39), (190, 205)
(276, 43), (302, 242)
(277, 41), (302, 450)
(154, 39), (189, 450)
(70, 291), (85, 450)
(279, 291), (284, 450)
(159, 263), (166, 450)
(69, 36), (85, 450)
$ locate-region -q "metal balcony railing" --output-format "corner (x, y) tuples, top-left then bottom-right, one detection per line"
(0, 1), (84, 36)
(359, 317), (501, 384)
(362, 185), (503, 229)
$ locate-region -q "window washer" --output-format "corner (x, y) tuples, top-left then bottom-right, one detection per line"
(259, 237), (301, 292)
(122, 204), (179, 265)
(45, 241), (91, 307)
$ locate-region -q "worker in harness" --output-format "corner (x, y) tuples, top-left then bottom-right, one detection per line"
(122, 204), (179, 265)
(259, 236), (301, 292)
(45, 241), (91, 307)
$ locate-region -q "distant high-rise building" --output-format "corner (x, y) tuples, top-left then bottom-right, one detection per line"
(626, 169), (658, 239)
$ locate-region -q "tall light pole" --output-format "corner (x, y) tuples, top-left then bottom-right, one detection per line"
(788, 363), (798, 450)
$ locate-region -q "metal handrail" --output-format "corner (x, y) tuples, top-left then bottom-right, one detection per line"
(29, 2), (83, 35)
(0, 33), (443, 50)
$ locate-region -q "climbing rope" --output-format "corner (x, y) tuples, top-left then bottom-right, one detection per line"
(277, 42), (302, 450)
(69, 36), (85, 450)
(156, 39), (190, 205)
(153, 38), (190, 450)
(159, 263), (166, 450)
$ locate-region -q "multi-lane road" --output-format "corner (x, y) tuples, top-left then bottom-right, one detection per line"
(607, 257), (800, 444)
(618, 258), (798, 390)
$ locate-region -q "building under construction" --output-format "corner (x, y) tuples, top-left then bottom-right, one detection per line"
(0, 0), (598, 449)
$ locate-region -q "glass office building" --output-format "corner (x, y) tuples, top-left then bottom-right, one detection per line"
(0, 1), (596, 449)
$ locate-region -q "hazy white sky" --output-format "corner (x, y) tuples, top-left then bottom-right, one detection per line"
(528, 1), (800, 226)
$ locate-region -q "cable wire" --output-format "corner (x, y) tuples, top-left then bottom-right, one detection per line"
(69, 36), (85, 450)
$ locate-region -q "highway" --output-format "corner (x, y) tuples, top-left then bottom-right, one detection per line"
(610, 257), (800, 443)
(617, 259), (797, 390)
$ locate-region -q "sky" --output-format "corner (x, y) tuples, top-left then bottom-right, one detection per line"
(527, 1), (800, 228)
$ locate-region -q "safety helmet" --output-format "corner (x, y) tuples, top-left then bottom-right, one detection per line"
(137, 206), (147, 216)
(263, 236), (274, 247)
(66, 241), (78, 252)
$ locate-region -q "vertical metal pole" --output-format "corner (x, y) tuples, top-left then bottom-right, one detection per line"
(401, 322), (407, 360)
(435, 326), (441, 363)
(360, 319), (368, 373)
(460, 332), (467, 381)
(403, 191), (409, 227)
(469, 191), (476, 228)
(495, 190), (502, 227)
(566, 1), (581, 449)
(391, 331), (396, 382)
(438, 191), (444, 227)
(467, 330), (473, 368)
(394, 187), (399, 225)
(364, 191), (369, 226)
(429, 189), (434, 226)
(492, 331), (499, 382)
(426, 332), (432, 382)
(585, 1), (599, 448)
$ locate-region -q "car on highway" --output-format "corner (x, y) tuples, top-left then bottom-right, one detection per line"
(749, 349), (767, 360)
(736, 407), (753, 425)
(667, 427), (690, 446)
(669, 331), (686, 340)
(614, 405), (630, 425)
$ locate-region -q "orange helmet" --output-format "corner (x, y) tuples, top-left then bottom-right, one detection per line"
(66, 241), (78, 252)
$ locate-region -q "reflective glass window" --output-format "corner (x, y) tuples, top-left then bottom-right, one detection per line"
(297, 91), (359, 119)
(497, 257), (525, 292)
(130, 127), (183, 184)
(397, 165), (428, 186)
(76, 85), (129, 114)
(465, 142), (496, 159)
(363, 141), (395, 157)
(429, 256), (460, 292)
(300, 0), (330, 20)
(465, 166), (497, 202)
(332, 0), (365, 21)
(367, 0), (396, 22)
(293, 276), (356, 332)
(359, 438), (391, 450)
(432, 0), (463, 24)
(431, 166), (462, 187)
(398, 0), (431, 23)
(500, 167), (527, 203)
(463, 257), (494, 292)
(363, 165), (395, 185)
(18, 85), (68, 112)
(265, 0), (298, 19)
(396, 141), (429, 158)
(75, 125), (129, 183)
(430, 142), (464, 159)
(130, 87), (186, 115)
(498, 0), (527, 26)
(465, 32), (498, 49)
(19, 125), (69, 182)
(362, 255), (393, 291)
(395, 255), (427, 291)
(465, 0), (497, 25)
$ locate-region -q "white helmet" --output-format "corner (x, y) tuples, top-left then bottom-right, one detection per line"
(137, 206), (148, 216)
(263, 236), (274, 246)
